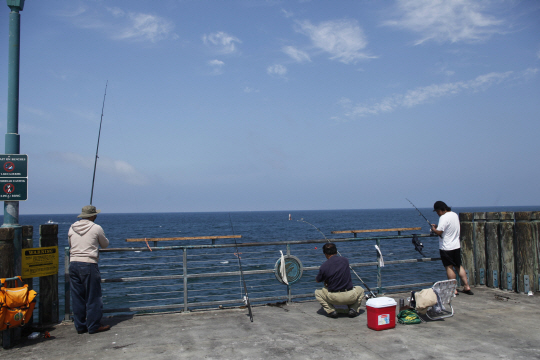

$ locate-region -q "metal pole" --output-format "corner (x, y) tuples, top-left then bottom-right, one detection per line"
(286, 244), (291, 304)
(3, 0), (24, 264)
(376, 238), (382, 293)
(183, 248), (188, 312)
(2, 1), (24, 348)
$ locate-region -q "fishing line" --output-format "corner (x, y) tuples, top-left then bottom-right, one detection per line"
(90, 80), (108, 205)
(229, 213), (254, 322)
(297, 218), (377, 298)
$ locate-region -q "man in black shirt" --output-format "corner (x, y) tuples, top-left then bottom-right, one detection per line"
(315, 243), (365, 318)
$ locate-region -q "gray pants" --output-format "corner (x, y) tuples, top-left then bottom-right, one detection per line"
(315, 286), (365, 314)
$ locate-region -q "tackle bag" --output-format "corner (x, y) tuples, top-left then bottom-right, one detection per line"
(397, 309), (422, 325)
(0, 276), (37, 331)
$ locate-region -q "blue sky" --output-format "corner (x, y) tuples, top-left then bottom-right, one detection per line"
(1, 0), (539, 214)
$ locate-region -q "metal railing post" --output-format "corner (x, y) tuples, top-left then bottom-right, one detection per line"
(286, 243), (291, 304)
(183, 248), (188, 312)
(64, 247), (71, 321)
(376, 238), (382, 293)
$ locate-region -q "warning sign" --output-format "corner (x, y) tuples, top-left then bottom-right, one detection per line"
(0, 178), (27, 200)
(0, 155), (27, 177)
(21, 246), (59, 279)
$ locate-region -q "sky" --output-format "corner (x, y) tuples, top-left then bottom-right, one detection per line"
(0, 0), (539, 215)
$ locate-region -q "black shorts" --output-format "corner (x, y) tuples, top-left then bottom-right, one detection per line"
(440, 248), (461, 268)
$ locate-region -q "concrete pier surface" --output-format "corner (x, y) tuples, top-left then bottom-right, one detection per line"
(2, 286), (539, 359)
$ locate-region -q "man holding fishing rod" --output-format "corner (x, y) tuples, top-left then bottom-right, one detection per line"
(430, 201), (473, 296)
(315, 243), (365, 318)
(68, 205), (111, 334)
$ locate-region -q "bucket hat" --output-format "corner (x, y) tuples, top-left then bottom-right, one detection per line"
(77, 205), (101, 218)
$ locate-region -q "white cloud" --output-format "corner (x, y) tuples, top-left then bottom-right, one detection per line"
(296, 19), (375, 64)
(384, 0), (505, 45)
(282, 46), (311, 63)
(208, 59), (224, 67)
(207, 59), (225, 75)
(58, 5), (175, 43)
(203, 32), (242, 54)
(281, 9), (294, 18)
(56, 152), (150, 186)
(337, 68), (538, 119)
(244, 87), (259, 93)
(113, 11), (175, 42)
(267, 64), (287, 77)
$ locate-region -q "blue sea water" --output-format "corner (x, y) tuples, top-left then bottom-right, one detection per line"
(5, 205), (539, 318)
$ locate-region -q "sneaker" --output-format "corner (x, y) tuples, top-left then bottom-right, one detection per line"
(327, 311), (339, 319)
(89, 325), (111, 334)
(348, 309), (358, 318)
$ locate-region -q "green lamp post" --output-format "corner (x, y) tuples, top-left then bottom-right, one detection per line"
(3, 0), (25, 268)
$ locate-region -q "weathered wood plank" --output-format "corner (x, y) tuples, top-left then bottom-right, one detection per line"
(39, 224), (59, 326)
(499, 212), (515, 291)
(459, 212), (475, 286)
(515, 211), (536, 293)
(474, 212), (486, 285)
(532, 211), (540, 294)
(331, 227), (421, 234)
(126, 235), (242, 242)
(485, 212), (500, 288)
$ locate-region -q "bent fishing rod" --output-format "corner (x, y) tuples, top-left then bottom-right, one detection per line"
(229, 214), (254, 322)
(298, 219), (377, 298)
(90, 81), (108, 205)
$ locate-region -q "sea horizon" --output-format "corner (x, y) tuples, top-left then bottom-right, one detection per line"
(8, 204), (540, 217)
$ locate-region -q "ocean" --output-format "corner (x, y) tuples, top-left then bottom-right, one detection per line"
(6, 205), (539, 319)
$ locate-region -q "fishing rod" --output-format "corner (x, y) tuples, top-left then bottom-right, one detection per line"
(406, 198), (433, 230)
(297, 218), (377, 298)
(90, 81), (108, 205)
(229, 214), (253, 322)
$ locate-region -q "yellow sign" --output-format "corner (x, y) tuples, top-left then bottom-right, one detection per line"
(21, 246), (59, 278)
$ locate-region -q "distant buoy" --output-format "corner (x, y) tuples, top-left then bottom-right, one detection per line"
(289, 214), (292, 220)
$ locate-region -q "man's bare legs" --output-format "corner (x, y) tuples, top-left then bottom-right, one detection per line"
(445, 265), (472, 294)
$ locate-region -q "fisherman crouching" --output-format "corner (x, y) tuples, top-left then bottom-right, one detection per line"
(68, 205), (111, 334)
(315, 243), (365, 318)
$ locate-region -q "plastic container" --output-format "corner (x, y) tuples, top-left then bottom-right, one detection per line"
(366, 297), (397, 331)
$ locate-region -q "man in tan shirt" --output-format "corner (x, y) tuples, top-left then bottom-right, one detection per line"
(68, 205), (110, 334)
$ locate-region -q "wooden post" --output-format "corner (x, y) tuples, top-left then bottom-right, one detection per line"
(0, 227), (15, 279)
(0, 227), (15, 348)
(499, 212), (515, 291)
(515, 212), (536, 293)
(21, 225), (33, 328)
(473, 212), (487, 285)
(459, 212), (474, 286)
(21, 225), (33, 287)
(532, 211), (540, 293)
(39, 224), (59, 326)
(485, 212), (500, 288)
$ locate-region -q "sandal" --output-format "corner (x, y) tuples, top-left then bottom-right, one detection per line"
(462, 289), (474, 295)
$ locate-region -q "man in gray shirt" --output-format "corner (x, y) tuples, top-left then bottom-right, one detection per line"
(68, 205), (110, 334)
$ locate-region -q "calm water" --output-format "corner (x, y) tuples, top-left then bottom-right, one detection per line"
(4, 205), (538, 318)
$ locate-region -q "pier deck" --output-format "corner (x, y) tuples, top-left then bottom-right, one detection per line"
(2, 286), (539, 359)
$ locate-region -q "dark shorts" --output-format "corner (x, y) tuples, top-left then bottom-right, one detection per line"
(440, 248), (461, 268)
